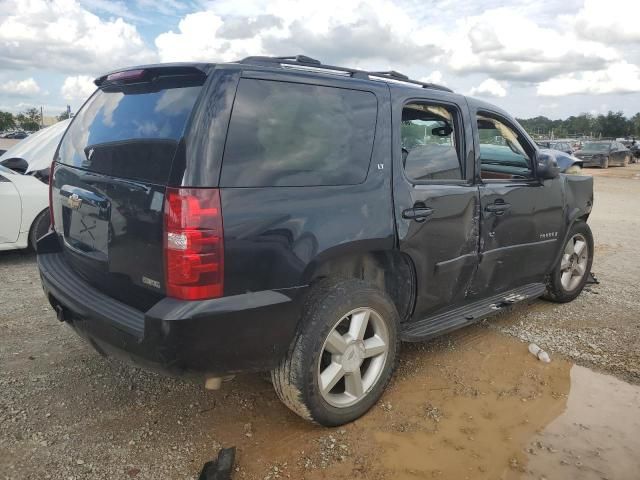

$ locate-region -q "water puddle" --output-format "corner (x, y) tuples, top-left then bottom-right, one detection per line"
(298, 329), (640, 480)
(169, 328), (639, 480)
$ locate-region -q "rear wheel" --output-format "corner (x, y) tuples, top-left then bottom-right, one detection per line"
(623, 155), (630, 167)
(29, 209), (50, 251)
(601, 156), (609, 168)
(544, 222), (593, 303)
(272, 279), (399, 426)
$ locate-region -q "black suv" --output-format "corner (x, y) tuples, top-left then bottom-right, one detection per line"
(38, 56), (594, 426)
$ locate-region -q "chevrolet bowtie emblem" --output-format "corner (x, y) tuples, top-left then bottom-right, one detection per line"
(67, 193), (82, 210)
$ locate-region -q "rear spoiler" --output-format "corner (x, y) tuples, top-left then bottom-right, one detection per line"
(94, 63), (212, 87)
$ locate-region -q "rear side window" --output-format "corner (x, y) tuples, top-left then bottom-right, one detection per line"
(57, 80), (202, 184)
(401, 103), (463, 181)
(221, 79), (377, 187)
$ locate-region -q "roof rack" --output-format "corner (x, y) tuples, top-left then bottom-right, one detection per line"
(238, 55), (453, 93)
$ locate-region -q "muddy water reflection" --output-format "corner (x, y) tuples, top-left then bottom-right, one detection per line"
(337, 331), (640, 480)
(521, 365), (640, 480)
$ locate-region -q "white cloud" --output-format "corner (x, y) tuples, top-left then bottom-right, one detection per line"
(447, 8), (617, 82)
(0, 0), (156, 74)
(469, 78), (507, 97)
(155, 0), (446, 67)
(61, 75), (96, 101)
(0, 78), (41, 96)
(572, 0), (640, 43)
(537, 62), (640, 96)
(420, 71), (445, 85)
(155, 11), (267, 62)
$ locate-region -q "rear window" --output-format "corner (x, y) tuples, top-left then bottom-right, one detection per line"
(221, 78), (377, 187)
(57, 81), (202, 184)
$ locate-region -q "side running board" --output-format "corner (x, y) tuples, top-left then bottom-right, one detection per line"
(400, 283), (546, 342)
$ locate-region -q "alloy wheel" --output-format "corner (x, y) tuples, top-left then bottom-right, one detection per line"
(560, 233), (589, 291)
(317, 307), (389, 408)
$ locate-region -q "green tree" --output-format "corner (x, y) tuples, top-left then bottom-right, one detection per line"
(16, 107), (41, 131)
(594, 111), (627, 138)
(57, 111), (71, 121)
(629, 113), (640, 137)
(0, 111), (16, 131)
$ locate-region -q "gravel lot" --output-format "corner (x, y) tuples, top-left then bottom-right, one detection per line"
(1, 164), (639, 479)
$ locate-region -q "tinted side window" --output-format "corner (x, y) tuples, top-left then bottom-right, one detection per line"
(401, 103), (462, 181)
(221, 79), (377, 187)
(477, 114), (533, 180)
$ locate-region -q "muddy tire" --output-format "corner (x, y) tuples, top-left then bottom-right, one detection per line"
(29, 209), (50, 251)
(272, 278), (399, 426)
(544, 222), (594, 303)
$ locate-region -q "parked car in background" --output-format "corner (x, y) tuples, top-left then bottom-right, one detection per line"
(540, 149), (583, 173)
(0, 165), (49, 251)
(620, 139), (639, 162)
(574, 141), (631, 168)
(4, 131), (29, 139)
(536, 140), (574, 155)
(0, 119), (70, 251)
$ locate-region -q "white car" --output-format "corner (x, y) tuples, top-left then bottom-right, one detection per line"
(0, 120), (70, 251)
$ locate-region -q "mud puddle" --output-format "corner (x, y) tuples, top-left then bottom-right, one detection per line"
(228, 328), (640, 480)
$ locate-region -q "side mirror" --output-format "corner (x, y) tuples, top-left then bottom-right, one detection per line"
(431, 125), (453, 137)
(0, 157), (28, 174)
(536, 151), (560, 180)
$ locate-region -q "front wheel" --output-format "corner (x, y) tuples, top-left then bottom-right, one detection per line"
(623, 155), (630, 167)
(29, 209), (50, 251)
(272, 279), (399, 426)
(544, 222), (594, 303)
(601, 156), (609, 168)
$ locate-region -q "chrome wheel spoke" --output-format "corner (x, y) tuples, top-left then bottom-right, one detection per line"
(561, 270), (572, 287)
(564, 239), (574, 256)
(344, 369), (364, 398)
(320, 362), (345, 394)
(560, 254), (571, 271)
(317, 307), (390, 408)
(348, 310), (370, 341)
(363, 336), (386, 358)
(574, 240), (586, 256)
(574, 262), (586, 276)
(325, 330), (348, 355)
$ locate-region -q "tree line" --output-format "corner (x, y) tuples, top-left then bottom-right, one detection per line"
(0, 108), (70, 132)
(516, 111), (640, 139)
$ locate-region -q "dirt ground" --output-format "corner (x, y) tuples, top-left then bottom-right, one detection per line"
(1, 164), (640, 480)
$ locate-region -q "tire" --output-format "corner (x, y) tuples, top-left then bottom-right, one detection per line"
(272, 278), (399, 426)
(543, 222), (594, 303)
(29, 209), (51, 251)
(600, 156), (609, 169)
(623, 155), (629, 167)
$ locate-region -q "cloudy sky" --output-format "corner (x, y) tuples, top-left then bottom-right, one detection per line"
(1, 0), (639, 119)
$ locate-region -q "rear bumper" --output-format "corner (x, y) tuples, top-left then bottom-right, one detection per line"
(37, 246), (304, 377)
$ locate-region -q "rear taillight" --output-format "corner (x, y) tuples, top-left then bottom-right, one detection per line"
(163, 188), (224, 300)
(48, 161), (56, 228)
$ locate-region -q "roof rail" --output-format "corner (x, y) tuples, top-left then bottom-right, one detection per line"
(237, 55), (453, 93)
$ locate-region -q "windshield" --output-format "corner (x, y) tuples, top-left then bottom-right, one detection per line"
(582, 142), (610, 152)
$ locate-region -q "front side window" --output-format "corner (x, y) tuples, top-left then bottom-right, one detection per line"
(401, 103), (462, 181)
(221, 79), (377, 187)
(477, 114), (533, 180)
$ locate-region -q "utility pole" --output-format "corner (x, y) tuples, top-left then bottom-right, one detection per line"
(40, 106), (44, 128)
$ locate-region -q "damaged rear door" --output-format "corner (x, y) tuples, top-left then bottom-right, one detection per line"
(392, 89), (479, 319)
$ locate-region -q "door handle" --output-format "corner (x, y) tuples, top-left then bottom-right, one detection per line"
(402, 206), (434, 222)
(485, 200), (511, 215)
